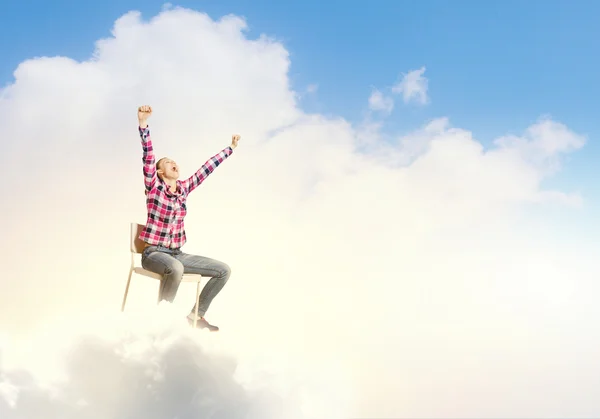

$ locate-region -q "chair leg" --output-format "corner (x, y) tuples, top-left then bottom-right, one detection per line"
(194, 281), (201, 328)
(121, 268), (134, 312)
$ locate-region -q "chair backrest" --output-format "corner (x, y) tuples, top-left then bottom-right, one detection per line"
(130, 223), (147, 254)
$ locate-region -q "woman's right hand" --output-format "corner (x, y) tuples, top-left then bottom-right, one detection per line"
(138, 105), (152, 127)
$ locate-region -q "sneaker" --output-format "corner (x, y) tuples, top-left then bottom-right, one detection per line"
(187, 316), (219, 332)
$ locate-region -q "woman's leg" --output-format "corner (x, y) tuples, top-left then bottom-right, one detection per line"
(141, 247), (185, 302)
(175, 252), (231, 318)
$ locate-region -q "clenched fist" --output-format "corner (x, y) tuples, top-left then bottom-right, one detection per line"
(231, 134), (241, 149)
(138, 105), (152, 127)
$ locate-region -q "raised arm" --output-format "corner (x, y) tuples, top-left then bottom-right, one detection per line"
(138, 105), (156, 192)
(181, 134), (241, 194)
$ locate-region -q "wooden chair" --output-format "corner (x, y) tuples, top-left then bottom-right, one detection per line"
(121, 222), (203, 327)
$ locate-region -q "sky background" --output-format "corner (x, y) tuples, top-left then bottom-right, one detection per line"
(2, 0), (599, 206)
(1, 1), (600, 418)
(2, 1), (599, 131)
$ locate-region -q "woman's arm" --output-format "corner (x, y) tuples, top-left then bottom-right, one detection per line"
(181, 134), (241, 194)
(138, 105), (156, 192)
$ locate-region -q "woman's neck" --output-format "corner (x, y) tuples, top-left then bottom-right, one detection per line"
(161, 176), (178, 193)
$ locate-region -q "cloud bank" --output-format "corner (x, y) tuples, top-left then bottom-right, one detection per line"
(0, 6), (599, 418)
(0, 307), (346, 419)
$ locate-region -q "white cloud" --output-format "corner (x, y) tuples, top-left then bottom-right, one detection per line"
(0, 7), (599, 418)
(367, 88), (394, 114)
(494, 116), (586, 174)
(0, 306), (348, 419)
(392, 66), (429, 105)
(306, 83), (318, 94)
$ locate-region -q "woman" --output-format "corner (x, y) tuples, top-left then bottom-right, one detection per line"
(136, 105), (240, 331)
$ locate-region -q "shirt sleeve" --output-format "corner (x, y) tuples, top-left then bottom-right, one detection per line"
(181, 146), (233, 194)
(140, 126), (157, 192)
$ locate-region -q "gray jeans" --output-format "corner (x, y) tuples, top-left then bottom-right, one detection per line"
(141, 245), (231, 318)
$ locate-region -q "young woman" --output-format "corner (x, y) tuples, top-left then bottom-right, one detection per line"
(136, 105), (240, 331)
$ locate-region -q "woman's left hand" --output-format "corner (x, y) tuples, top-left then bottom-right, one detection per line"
(231, 134), (241, 149)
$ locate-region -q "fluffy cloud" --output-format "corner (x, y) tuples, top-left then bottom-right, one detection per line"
(0, 307), (348, 419)
(392, 66), (429, 104)
(0, 6), (599, 418)
(367, 88), (394, 114)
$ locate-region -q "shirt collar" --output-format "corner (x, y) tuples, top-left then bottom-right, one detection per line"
(158, 176), (182, 196)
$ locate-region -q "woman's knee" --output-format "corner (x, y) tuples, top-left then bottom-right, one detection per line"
(219, 262), (231, 279)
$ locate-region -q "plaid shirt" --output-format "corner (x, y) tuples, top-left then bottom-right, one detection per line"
(138, 125), (233, 248)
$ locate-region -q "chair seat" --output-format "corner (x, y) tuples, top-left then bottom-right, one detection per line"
(133, 267), (203, 283)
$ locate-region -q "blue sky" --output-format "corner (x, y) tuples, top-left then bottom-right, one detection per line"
(1, 0), (598, 200)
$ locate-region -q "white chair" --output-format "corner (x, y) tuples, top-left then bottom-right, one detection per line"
(121, 222), (204, 327)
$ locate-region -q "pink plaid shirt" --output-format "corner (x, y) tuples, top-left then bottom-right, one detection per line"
(138, 125), (233, 248)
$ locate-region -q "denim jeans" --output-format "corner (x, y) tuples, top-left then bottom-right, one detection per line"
(141, 245), (231, 318)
